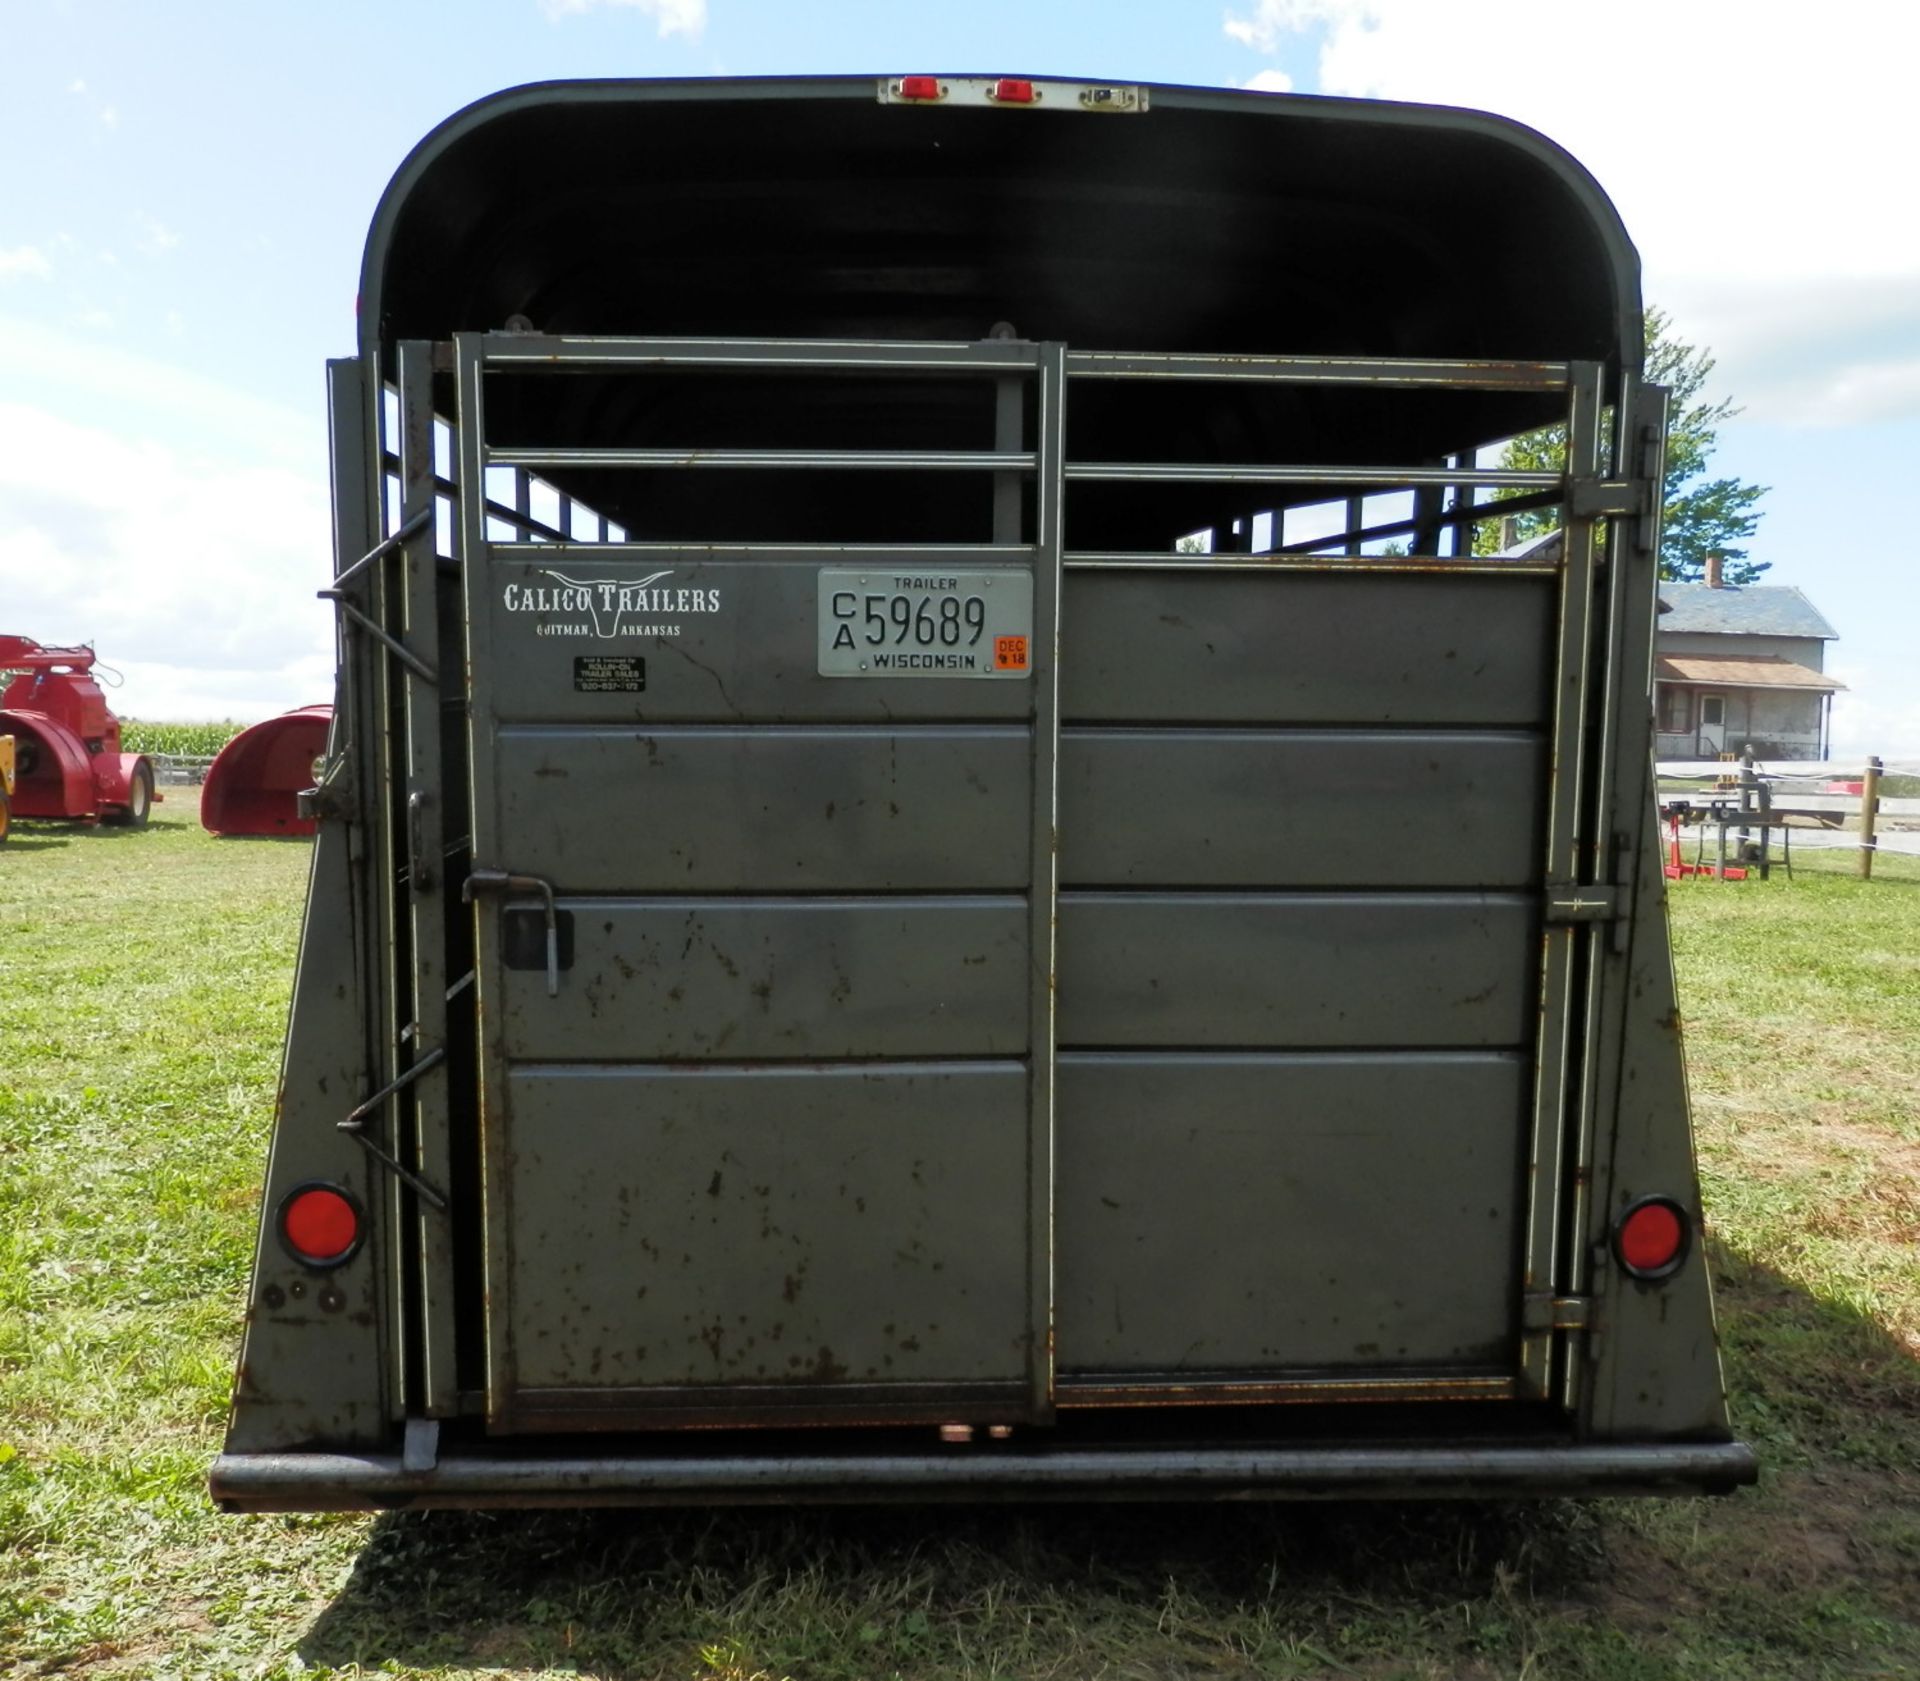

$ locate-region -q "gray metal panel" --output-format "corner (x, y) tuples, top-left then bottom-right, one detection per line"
(493, 725), (1031, 891)
(1056, 894), (1535, 1047)
(499, 1063), (1031, 1396)
(499, 898), (1029, 1060)
(1059, 730), (1544, 888)
(1059, 572), (1553, 724)
(1055, 1053), (1525, 1372)
(483, 553), (1037, 724)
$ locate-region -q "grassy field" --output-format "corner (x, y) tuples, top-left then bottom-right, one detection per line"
(2, 793), (1916, 1679)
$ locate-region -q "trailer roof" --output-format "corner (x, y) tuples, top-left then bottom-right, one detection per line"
(362, 77), (1640, 376)
(357, 78), (1643, 546)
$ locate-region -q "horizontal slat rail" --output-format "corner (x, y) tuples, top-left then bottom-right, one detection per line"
(492, 447), (1037, 473)
(1062, 555), (1559, 574)
(1064, 351), (1571, 389)
(452, 335), (1580, 573)
(1064, 463), (1558, 488)
(475, 336), (1041, 372)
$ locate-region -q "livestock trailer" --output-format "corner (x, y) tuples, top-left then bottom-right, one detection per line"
(214, 76), (1756, 1509)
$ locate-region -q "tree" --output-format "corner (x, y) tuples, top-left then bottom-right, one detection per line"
(1482, 307), (1769, 583)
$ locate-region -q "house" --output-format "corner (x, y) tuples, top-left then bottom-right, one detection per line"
(1653, 555), (1842, 760)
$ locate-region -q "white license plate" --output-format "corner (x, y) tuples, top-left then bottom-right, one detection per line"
(816, 568), (1034, 678)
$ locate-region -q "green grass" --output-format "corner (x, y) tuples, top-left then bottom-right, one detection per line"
(2, 803), (1916, 1679)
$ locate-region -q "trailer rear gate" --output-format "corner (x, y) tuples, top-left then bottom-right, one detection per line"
(434, 335), (1587, 1432)
(214, 78), (1754, 1507)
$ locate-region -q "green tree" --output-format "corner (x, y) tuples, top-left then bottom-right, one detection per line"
(1483, 307), (1769, 582)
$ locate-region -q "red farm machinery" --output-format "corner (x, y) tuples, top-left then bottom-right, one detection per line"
(200, 704), (333, 838)
(0, 636), (156, 829)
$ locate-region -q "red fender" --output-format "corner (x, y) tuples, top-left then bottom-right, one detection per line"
(0, 709), (98, 819)
(100, 751), (156, 818)
(201, 705), (333, 837)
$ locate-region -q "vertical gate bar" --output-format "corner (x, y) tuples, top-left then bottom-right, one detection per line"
(1561, 379), (1670, 1410)
(993, 376), (1024, 544)
(398, 340), (459, 1416)
(453, 334), (518, 1423)
(369, 371), (412, 1419)
(327, 355), (402, 1424)
(1026, 343), (1067, 1420)
(1518, 361), (1603, 1398)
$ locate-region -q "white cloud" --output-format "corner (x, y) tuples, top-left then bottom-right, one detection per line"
(1222, 2), (1920, 420)
(0, 246), (53, 281)
(0, 315), (319, 470)
(1225, 0), (1348, 52)
(1828, 662), (1920, 760)
(1241, 68), (1295, 94)
(0, 320), (333, 722)
(0, 401), (333, 723)
(132, 213), (181, 256)
(67, 78), (86, 95)
(539, 0), (706, 38)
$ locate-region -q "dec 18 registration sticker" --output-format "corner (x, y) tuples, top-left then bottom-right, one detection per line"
(816, 568), (1035, 679)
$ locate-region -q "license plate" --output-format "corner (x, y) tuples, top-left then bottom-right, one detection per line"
(816, 568), (1035, 678)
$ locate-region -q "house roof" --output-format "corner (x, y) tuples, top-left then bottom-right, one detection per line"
(1655, 654), (1846, 692)
(1656, 583), (1838, 639)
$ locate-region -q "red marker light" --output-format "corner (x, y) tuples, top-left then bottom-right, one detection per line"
(992, 79), (1037, 104)
(279, 1184), (362, 1267)
(1614, 1196), (1689, 1280)
(898, 76), (943, 101)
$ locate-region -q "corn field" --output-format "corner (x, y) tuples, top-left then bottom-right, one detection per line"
(117, 720), (246, 757)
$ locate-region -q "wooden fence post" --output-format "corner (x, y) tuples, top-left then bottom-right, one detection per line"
(1859, 755), (1883, 880)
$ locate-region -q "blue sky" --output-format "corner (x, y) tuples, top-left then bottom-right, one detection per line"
(4, 0), (1915, 755)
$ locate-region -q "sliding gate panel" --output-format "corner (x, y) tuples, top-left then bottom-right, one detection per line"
(456, 337), (1059, 1431)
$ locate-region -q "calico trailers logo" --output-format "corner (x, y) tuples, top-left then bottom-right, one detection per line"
(500, 569), (722, 639)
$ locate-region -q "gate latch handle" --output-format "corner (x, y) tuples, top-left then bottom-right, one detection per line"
(465, 867), (560, 996)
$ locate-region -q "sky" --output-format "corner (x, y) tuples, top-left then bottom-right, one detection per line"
(3, 0), (1915, 756)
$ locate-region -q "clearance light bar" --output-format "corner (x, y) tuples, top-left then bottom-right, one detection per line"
(880, 76), (1148, 113)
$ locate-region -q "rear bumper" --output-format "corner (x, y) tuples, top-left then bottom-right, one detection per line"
(212, 1440), (1758, 1511)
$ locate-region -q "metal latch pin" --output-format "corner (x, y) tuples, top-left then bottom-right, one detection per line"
(465, 867), (561, 996)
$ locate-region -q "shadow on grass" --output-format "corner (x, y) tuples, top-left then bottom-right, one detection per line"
(295, 1252), (1918, 1680)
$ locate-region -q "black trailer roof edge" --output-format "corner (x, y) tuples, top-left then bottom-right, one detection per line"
(355, 75), (1643, 374)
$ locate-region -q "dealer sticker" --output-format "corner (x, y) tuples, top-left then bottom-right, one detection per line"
(573, 654), (646, 693)
(817, 568), (1034, 678)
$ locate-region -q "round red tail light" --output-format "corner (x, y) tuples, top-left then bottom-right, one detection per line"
(279, 1183), (363, 1268)
(1614, 1196), (1690, 1280)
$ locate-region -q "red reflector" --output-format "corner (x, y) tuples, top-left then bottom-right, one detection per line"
(993, 79), (1036, 104)
(1617, 1199), (1687, 1277)
(282, 1186), (360, 1266)
(898, 76), (943, 101)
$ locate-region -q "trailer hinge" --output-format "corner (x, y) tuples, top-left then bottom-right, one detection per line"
(336, 1046), (449, 1210)
(1544, 886), (1621, 925)
(1567, 478), (1642, 519)
(1522, 1293), (1596, 1333)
